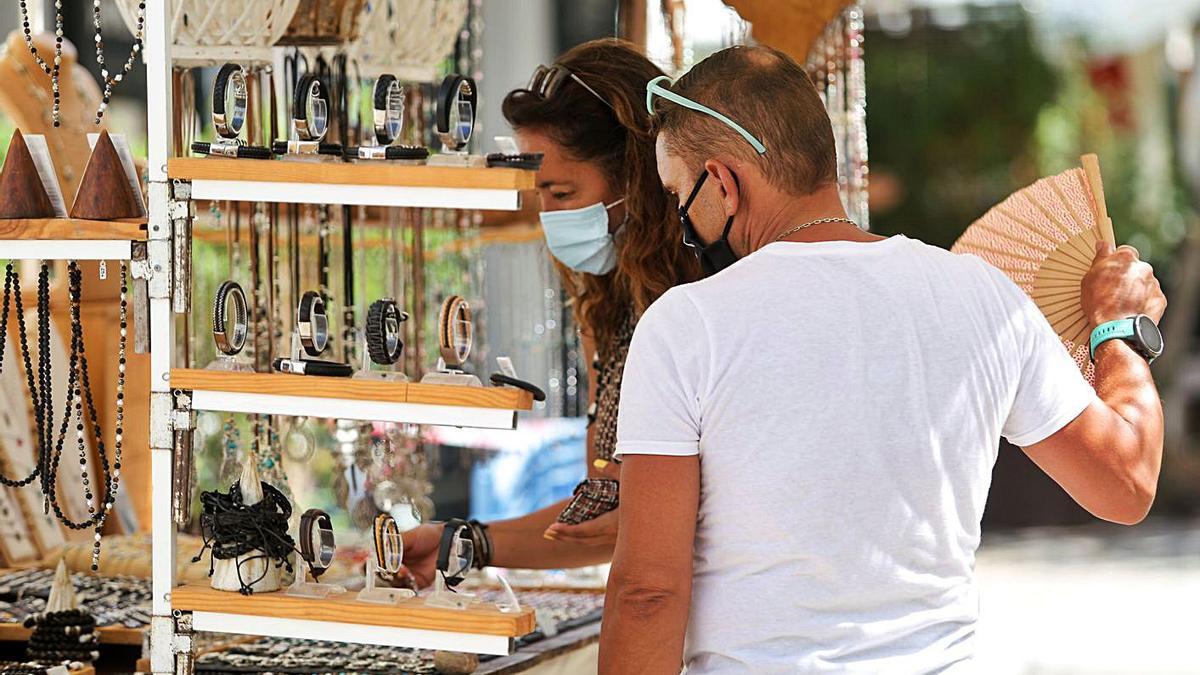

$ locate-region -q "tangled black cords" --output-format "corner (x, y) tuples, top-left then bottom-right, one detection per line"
(193, 481), (296, 595)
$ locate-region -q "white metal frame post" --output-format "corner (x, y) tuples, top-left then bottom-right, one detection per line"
(144, 1), (178, 673)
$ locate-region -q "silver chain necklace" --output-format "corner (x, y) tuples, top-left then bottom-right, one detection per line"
(772, 217), (857, 242)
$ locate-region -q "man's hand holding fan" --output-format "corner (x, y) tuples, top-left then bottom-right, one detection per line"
(953, 155), (1167, 382)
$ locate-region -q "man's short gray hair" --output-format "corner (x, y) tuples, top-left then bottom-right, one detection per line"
(651, 45), (838, 197)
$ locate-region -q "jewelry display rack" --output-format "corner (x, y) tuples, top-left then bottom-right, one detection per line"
(138, 4), (539, 673)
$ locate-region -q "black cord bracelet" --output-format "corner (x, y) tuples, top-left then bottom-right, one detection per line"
(191, 141), (274, 160)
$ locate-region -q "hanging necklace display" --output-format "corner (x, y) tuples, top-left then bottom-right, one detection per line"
(191, 64), (272, 159)
(356, 513), (414, 605)
(91, 0), (145, 124)
(354, 298), (409, 381)
(17, 0), (63, 127)
(205, 280), (253, 371)
(272, 290), (353, 377)
(344, 75), (428, 161)
(420, 295), (480, 386)
(287, 508), (344, 599)
(272, 75), (342, 159)
(7, 261), (128, 572)
(427, 74), (482, 167)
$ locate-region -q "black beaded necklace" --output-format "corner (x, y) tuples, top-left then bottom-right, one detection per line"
(0, 262), (127, 571)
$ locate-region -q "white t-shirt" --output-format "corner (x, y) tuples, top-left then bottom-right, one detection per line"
(615, 235), (1096, 674)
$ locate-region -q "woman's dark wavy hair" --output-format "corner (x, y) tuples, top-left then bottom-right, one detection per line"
(503, 39), (699, 356)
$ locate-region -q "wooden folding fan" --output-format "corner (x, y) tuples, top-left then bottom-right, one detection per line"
(952, 154), (1116, 383)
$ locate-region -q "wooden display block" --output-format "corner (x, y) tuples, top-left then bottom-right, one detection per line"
(170, 583), (537, 638)
(0, 130), (56, 219)
(70, 130), (144, 221)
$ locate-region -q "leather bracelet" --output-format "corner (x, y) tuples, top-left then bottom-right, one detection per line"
(272, 357), (353, 377)
(296, 290), (328, 357)
(365, 298), (408, 366)
(271, 139), (344, 157)
(489, 373), (547, 402)
(212, 63), (247, 140)
(299, 509), (335, 580)
(212, 280), (248, 356)
(344, 144), (429, 161)
(373, 513), (402, 577)
(436, 518), (474, 587)
(292, 74), (329, 142)
(486, 153), (544, 170)
(466, 519), (492, 570)
(437, 295), (473, 370)
(435, 74), (477, 151)
(373, 74), (403, 145)
(191, 141), (273, 160)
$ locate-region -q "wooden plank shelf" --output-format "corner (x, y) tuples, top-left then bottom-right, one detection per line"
(171, 583), (535, 655)
(170, 368), (532, 429)
(0, 217), (146, 240)
(168, 158), (535, 211)
(0, 621), (143, 645)
(0, 217), (145, 260)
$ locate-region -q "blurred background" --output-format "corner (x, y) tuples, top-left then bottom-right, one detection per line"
(0, 1), (1196, 673)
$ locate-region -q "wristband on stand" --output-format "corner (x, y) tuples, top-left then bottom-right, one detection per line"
(212, 281), (248, 355)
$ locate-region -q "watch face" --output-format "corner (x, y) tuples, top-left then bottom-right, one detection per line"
(1136, 315), (1164, 356)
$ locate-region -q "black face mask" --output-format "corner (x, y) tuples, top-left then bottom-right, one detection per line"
(679, 171), (738, 276)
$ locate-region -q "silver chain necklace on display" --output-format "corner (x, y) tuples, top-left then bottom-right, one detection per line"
(773, 217), (857, 242)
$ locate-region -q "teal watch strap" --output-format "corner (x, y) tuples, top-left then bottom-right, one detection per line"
(1089, 318), (1137, 360)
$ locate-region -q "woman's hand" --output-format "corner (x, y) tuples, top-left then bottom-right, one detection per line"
(544, 506), (620, 546)
(544, 457), (622, 545)
(400, 522), (444, 589)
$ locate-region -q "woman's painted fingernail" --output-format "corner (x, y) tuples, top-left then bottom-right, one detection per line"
(543, 532), (558, 541)
(593, 459), (609, 470)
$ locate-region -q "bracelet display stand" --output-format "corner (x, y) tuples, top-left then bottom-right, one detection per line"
(357, 531), (415, 605)
(286, 556), (345, 600)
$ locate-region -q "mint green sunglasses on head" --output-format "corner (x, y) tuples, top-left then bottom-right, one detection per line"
(645, 75), (767, 155)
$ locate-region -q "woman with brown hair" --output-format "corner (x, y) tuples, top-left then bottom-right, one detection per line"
(401, 39), (698, 582)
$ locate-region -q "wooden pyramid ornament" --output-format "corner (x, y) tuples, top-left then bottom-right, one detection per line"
(0, 130), (57, 219)
(70, 129), (144, 220)
(952, 154), (1117, 384)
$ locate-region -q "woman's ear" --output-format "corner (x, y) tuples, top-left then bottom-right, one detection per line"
(704, 159), (740, 217)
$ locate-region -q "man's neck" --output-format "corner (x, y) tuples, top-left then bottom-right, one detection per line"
(740, 183), (878, 255)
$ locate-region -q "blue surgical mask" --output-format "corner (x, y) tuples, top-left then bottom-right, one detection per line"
(539, 198), (626, 274)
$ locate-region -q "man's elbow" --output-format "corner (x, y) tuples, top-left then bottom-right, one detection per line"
(1096, 464), (1158, 526)
(609, 573), (688, 620)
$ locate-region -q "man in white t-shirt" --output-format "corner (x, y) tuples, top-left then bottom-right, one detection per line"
(598, 46), (1167, 674)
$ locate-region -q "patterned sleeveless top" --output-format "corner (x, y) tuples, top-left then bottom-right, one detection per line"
(588, 312), (636, 462)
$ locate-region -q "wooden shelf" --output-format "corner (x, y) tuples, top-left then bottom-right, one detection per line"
(171, 583), (535, 654)
(168, 157), (534, 211)
(0, 217), (144, 260)
(0, 217), (146, 240)
(170, 368), (532, 429)
(0, 621), (143, 646)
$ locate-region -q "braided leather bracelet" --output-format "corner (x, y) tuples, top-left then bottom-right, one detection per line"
(212, 280), (248, 356)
